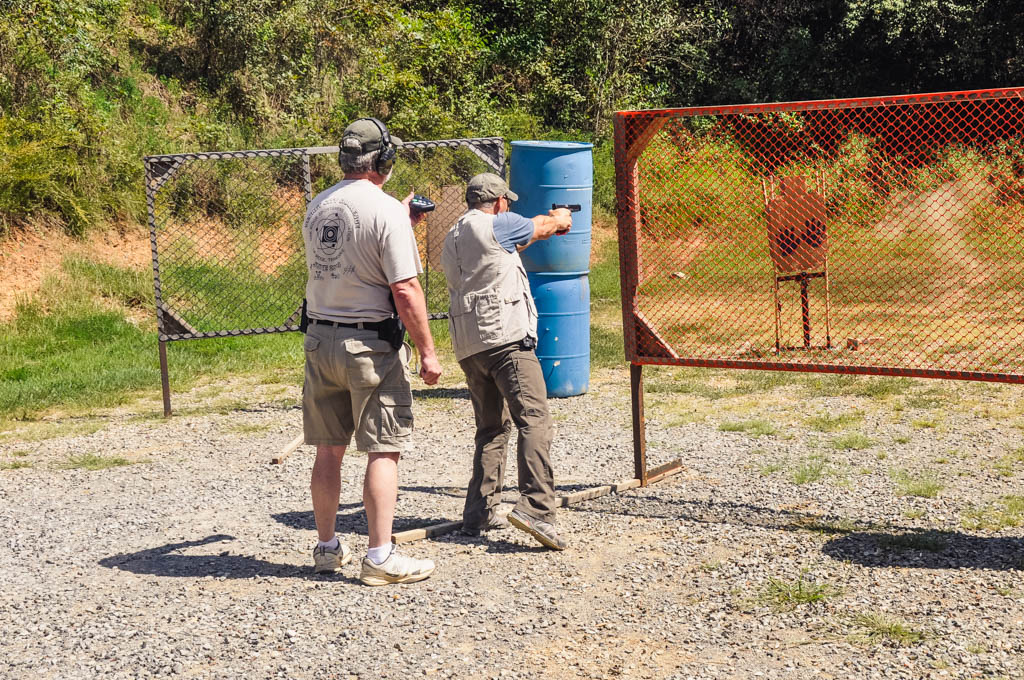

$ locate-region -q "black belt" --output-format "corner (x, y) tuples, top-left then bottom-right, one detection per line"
(309, 318), (386, 330)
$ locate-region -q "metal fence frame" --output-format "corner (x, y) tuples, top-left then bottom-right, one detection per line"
(144, 138), (506, 415)
(613, 86), (1024, 484)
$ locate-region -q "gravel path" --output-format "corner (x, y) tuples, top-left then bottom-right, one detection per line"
(1, 366), (1023, 679)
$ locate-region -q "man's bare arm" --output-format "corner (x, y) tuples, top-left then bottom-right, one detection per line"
(516, 208), (573, 252)
(390, 276), (441, 385)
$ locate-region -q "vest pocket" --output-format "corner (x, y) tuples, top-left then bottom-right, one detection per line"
(473, 293), (503, 343)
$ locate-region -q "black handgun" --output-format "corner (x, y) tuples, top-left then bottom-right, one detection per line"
(551, 203), (579, 234)
(410, 194), (435, 214)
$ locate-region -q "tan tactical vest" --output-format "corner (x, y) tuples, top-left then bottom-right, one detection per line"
(441, 209), (538, 361)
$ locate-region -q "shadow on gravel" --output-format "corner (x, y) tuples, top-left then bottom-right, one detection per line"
(99, 534), (301, 579)
(272, 505), (365, 531)
(271, 507), (450, 534)
(580, 495), (1024, 571)
(822, 531), (1024, 571)
(412, 387), (470, 400)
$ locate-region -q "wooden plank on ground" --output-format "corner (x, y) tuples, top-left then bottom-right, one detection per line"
(271, 434), (304, 465)
(390, 466), (680, 545)
(645, 459), (684, 486)
(392, 520), (462, 545)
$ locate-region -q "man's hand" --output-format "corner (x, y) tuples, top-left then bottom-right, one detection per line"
(519, 208), (574, 252)
(547, 207), (572, 236)
(402, 192), (426, 227)
(418, 353), (442, 385)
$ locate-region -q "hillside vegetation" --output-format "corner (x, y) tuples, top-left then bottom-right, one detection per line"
(2, 0), (1023, 237)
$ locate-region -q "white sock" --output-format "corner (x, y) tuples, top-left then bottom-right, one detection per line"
(367, 543), (394, 565)
(317, 536), (339, 551)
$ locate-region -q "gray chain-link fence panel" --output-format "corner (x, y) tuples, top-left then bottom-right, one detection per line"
(144, 139), (505, 341)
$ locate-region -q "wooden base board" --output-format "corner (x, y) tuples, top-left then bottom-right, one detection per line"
(391, 460), (685, 545)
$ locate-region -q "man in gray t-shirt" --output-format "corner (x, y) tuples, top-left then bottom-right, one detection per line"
(301, 118), (440, 586)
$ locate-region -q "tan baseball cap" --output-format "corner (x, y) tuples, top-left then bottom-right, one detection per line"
(340, 118), (403, 155)
(466, 173), (518, 204)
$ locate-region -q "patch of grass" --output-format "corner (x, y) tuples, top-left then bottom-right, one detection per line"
(698, 560), (723, 572)
(0, 418), (106, 444)
(758, 574), (842, 611)
(903, 508), (926, 519)
(893, 435), (911, 444)
(10, 450), (31, 457)
(990, 449), (1024, 478)
(792, 454), (829, 485)
(759, 460), (785, 476)
(719, 419), (776, 437)
(849, 377), (913, 399)
(62, 453), (136, 470)
(911, 418), (939, 429)
(877, 530), (949, 552)
(876, 451), (888, 460)
(904, 394), (945, 409)
(848, 612), (926, 646)
(590, 324), (625, 369)
(0, 461), (32, 470)
(892, 469), (944, 498)
(0, 254), (305, 420)
(222, 422), (273, 435)
(962, 495), (1024, 531)
(934, 456), (949, 464)
(831, 432), (874, 450)
(805, 411), (863, 432)
(966, 643), (988, 654)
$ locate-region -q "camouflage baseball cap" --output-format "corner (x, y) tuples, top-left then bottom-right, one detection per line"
(466, 173), (519, 204)
(340, 118), (403, 155)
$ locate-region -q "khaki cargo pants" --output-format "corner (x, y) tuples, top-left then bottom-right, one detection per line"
(459, 340), (557, 528)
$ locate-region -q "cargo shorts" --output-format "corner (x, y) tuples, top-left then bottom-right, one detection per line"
(302, 324), (414, 452)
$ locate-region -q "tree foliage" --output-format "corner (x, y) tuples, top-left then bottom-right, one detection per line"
(1, 0), (1022, 235)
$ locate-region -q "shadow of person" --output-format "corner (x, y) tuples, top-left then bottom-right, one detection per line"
(412, 387), (470, 400)
(271, 506), (366, 531)
(822, 530), (1024, 571)
(98, 534), (304, 579)
(271, 507), (451, 535)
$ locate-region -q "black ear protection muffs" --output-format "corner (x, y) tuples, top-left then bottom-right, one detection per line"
(366, 117), (397, 175)
(338, 117), (398, 175)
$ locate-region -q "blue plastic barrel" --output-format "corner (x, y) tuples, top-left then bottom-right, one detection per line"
(509, 141), (593, 273)
(528, 272), (590, 398)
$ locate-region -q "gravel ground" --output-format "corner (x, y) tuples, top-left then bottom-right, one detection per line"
(1, 365), (1023, 679)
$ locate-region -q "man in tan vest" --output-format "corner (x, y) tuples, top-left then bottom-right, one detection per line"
(440, 173), (573, 550)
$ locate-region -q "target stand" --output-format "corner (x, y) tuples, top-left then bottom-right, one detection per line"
(762, 174), (833, 352)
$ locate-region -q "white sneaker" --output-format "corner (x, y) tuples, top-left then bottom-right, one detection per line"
(358, 549), (436, 586)
(312, 541), (352, 573)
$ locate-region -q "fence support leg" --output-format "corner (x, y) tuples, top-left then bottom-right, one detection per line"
(800, 275), (811, 349)
(631, 363), (648, 485)
(159, 340), (172, 418)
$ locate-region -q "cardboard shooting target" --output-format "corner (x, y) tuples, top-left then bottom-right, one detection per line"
(766, 176), (827, 273)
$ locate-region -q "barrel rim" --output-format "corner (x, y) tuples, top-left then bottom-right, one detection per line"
(510, 140), (594, 150)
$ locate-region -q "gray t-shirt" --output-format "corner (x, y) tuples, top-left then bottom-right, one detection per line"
(303, 179), (422, 323)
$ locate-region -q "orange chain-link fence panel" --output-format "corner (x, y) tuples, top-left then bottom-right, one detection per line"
(615, 88), (1024, 383)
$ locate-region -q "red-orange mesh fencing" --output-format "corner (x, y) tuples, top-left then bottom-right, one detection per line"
(614, 88), (1024, 382)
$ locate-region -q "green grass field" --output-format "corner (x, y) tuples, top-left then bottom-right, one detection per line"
(0, 224), (625, 422)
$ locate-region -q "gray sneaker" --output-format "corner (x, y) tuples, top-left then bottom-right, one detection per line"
(359, 550), (436, 586)
(459, 513), (511, 537)
(507, 508), (567, 550)
(312, 541), (352, 574)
